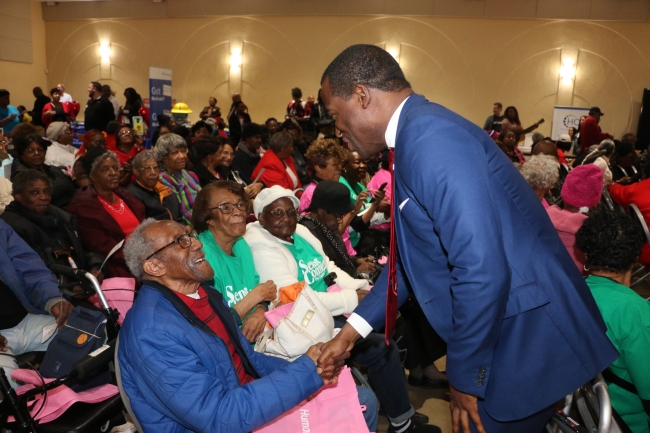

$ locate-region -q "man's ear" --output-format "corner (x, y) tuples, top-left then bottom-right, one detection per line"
(143, 258), (166, 278)
(354, 84), (371, 109)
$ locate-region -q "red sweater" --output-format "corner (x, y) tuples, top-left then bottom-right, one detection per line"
(174, 287), (254, 385)
(580, 116), (611, 154)
(251, 149), (302, 191)
(609, 180), (650, 265)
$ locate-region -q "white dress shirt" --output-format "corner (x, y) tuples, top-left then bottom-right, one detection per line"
(346, 95), (410, 338)
(59, 92), (73, 103)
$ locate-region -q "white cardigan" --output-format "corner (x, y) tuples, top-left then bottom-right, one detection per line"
(244, 222), (369, 316)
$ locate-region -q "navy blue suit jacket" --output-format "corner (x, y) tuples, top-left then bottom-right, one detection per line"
(354, 95), (618, 421)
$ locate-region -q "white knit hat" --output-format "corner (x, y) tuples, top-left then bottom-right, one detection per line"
(253, 185), (300, 218)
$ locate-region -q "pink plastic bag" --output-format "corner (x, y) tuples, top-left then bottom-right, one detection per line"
(254, 366), (370, 433)
(9, 369), (118, 423)
(264, 302), (295, 328)
(88, 277), (136, 325)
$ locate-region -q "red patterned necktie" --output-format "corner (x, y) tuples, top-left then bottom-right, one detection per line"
(385, 147), (398, 345)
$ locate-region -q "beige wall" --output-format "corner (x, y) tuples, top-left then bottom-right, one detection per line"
(43, 14), (650, 137)
(0, 0), (48, 109)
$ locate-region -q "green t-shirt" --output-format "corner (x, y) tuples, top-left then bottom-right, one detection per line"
(586, 275), (650, 433)
(199, 231), (260, 308)
(338, 177), (370, 247)
(284, 234), (329, 293)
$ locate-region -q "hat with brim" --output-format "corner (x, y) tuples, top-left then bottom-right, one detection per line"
(589, 106), (604, 116)
(253, 185), (300, 218)
(309, 180), (355, 215)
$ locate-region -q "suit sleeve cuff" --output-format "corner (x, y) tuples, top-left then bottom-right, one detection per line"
(346, 313), (374, 338)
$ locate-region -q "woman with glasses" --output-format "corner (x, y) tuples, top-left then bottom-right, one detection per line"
(299, 138), (348, 212)
(192, 181), (279, 343)
(67, 147), (145, 278)
(111, 125), (145, 187)
(154, 133), (201, 225)
(127, 150), (182, 222)
(10, 134), (77, 209)
(245, 186), (369, 316)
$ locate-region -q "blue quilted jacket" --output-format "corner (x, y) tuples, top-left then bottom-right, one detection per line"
(118, 281), (323, 433)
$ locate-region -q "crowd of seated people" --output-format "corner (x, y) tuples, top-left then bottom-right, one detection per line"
(3, 81), (650, 432)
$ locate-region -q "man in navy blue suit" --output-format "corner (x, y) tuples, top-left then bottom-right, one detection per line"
(315, 44), (618, 433)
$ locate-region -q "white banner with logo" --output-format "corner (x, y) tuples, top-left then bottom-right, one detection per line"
(551, 106), (590, 140)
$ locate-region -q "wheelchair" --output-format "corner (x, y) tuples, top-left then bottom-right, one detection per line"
(545, 375), (629, 433)
(0, 269), (131, 433)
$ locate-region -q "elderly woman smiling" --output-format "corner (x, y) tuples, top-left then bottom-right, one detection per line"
(67, 147), (145, 278)
(154, 133), (201, 225)
(192, 181), (278, 342)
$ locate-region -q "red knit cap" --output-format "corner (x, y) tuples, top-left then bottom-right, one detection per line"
(561, 165), (604, 209)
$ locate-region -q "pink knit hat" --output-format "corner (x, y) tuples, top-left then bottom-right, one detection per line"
(561, 165), (604, 209)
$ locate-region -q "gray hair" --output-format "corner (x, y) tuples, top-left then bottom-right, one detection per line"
(520, 155), (559, 190)
(268, 131), (293, 154)
(153, 133), (187, 163)
(583, 139), (615, 165)
(132, 149), (157, 170)
(90, 151), (120, 175)
(531, 132), (545, 145)
(124, 218), (159, 280)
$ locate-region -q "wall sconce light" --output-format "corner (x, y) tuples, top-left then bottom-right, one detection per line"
(100, 41), (111, 61)
(560, 59), (575, 83)
(230, 50), (242, 69)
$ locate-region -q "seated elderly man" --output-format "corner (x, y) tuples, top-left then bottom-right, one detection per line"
(0, 219), (73, 389)
(118, 219), (378, 432)
(245, 186), (438, 433)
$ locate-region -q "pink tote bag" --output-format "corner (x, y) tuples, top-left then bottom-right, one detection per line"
(254, 366), (370, 433)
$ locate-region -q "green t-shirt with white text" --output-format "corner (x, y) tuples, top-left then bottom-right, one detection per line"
(199, 231), (260, 308)
(284, 234), (329, 293)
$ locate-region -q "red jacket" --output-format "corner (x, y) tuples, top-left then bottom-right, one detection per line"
(67, 185), (146, 278)
(580, 115), (611, 154)
(609, 180), (650, 265)
(251, 149), (302, 191)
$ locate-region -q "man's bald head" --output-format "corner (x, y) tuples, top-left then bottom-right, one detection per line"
(532, 140), (558, 159)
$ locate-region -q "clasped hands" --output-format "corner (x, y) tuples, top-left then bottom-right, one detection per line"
(305, 337), (354, 385)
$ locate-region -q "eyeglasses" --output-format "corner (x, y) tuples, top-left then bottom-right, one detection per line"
(138, 165), (160, 173)
(263, 208), (298, 219)
(118, 130), (133, 136)
(145, 231), (199, 260)
(25, 147), (45, 155)
(210, 201), (247, 214)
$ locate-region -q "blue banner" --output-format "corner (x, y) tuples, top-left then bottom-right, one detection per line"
(149, 66), (172, 139)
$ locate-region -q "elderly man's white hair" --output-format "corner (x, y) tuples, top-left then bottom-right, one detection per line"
(124, 218), (160, 280)
(520, 155), (560, 191)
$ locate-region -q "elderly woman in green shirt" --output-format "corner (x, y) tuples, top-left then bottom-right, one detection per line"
(576, 209), (650, 433)
(192, 180), (277, 342)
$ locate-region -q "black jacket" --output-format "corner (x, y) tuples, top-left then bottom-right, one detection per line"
(227, 112), (251, 146)
(126, 181), (183, 223)
(298, 216), (358, 278)
(84, 96), (115, 132)
(31, 95), (51, 127)
(230, 147), (259, 185)
(10, 160), (77, 210)
(0, 201), (104, 275)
